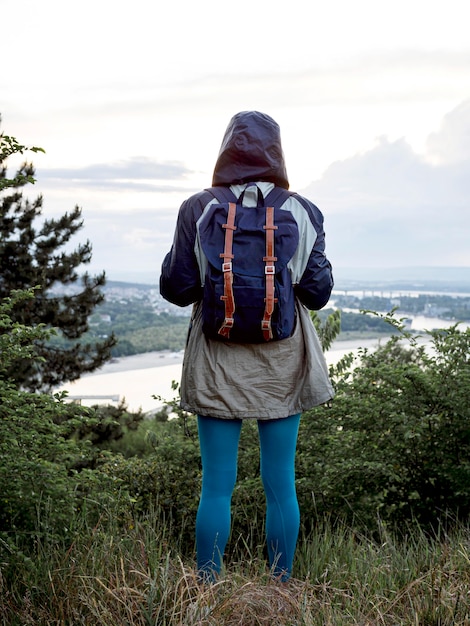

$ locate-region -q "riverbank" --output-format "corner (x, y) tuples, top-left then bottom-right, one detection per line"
(58, 336), (388, 413)
(60, 311), (469, 413)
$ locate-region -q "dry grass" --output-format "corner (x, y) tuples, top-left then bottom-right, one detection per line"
(1, 517), (469, 625)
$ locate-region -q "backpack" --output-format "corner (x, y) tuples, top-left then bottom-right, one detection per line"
(198, 185), (299, 343)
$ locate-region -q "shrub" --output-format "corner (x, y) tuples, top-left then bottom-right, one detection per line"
(297, 324), (470, 530)
(0, 291), (128, 558)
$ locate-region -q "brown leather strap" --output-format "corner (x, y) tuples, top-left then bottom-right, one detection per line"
(262, 205), (278, 341)
(218, 202), (237, 338)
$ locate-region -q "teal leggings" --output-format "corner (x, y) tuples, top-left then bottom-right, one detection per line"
(196, 413), (300, 581)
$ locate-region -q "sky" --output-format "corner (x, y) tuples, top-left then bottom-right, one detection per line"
(2, 0), (470, 284)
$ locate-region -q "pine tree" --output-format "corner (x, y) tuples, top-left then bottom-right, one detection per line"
(0, 122), (117, 391)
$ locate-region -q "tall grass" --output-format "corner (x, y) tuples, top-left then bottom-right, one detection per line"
(1, 507), (469, 625)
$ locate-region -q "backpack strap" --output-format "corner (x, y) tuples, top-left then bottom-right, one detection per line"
(263, 186), (293, 209)
(206, 185), (293, 209)
(218, 202), (237, 339)
(262, 205), (278, 341)
(204, 186), (238, 204)
(262, 188), (293, 338)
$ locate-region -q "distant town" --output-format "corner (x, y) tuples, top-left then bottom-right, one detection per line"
(46, 268), (470, 360)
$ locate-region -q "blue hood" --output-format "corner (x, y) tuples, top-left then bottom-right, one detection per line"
(212, 111), (289, 189)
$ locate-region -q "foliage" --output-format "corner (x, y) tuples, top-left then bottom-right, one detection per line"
(0, 125), (116, 391)
(314, 306), (402, 341)
(0, 292), (87, 542)
(67, 401), (144, 453)
(311, 308), (341, 351)
(297, 321), (470, 530)
(0, 288), (49, 374)
(0, 290), (138, 561)
(98, 417), (202, 547)
(0, 129), (45, 190)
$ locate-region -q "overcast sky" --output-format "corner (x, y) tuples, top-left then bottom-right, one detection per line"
(2, 0), (470, 283)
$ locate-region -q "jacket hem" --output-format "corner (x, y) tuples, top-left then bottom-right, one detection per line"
(179, 392), (333, 420)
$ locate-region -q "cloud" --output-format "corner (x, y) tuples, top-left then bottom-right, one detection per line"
(190, 48), (470, 107)
(426, 100), (470, 164)
(41, 48), (470, 117)
(71, 207), (178, 282)
(38, 101), (470, 282)
(37, 157), (194, 192)
(301, 100), (470, 268)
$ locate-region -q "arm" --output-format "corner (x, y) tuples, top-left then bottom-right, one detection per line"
(159, 192), (209, 306)
(293, 195), (334, 310)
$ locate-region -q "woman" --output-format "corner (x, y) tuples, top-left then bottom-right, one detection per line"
(160, 111), (334, 581)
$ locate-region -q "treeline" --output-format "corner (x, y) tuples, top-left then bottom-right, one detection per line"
(334, 293), (470, 320)
(44, 287), (470, 359)
(62, 300), (400, 357)
(47, 304), (191, 356)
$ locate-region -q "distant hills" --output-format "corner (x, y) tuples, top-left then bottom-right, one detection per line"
(331, 266), (470, 293)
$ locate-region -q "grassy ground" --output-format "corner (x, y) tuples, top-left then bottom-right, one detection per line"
(1, 511), (469, 625)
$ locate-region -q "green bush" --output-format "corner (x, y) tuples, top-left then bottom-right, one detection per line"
(0, 291), (130, 558)
(297, 324), (470, 530)
(98, 418), (202, 550)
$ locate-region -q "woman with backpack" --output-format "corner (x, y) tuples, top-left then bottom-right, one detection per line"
(160, 110), (334, 582)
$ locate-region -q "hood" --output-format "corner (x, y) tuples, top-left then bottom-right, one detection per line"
(212, 111), (289, 189)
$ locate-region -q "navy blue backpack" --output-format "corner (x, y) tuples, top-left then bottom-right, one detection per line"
(198, 185), (300, 343)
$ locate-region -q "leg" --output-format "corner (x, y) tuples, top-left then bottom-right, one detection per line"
(258, 414), (301, 581)
(196, 415), (242, 580)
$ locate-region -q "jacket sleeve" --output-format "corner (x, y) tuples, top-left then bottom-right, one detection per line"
(159, 192), (208, 307)
(293, 195), (334, 310)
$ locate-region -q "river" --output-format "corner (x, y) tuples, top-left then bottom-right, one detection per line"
(58, 314), (467, 413)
